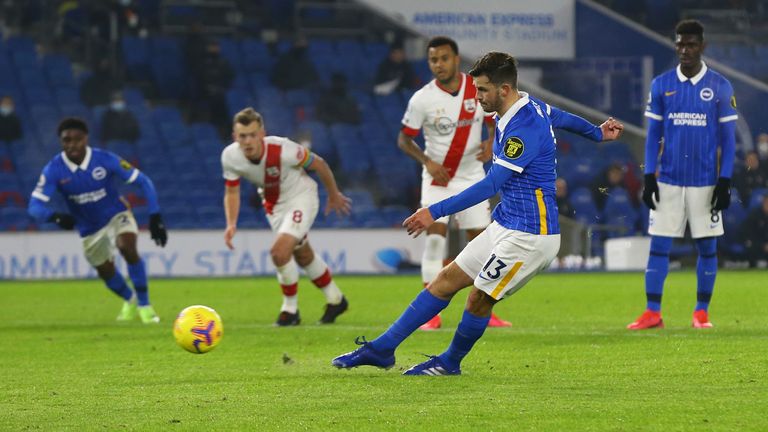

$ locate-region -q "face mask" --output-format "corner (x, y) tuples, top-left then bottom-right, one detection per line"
(0, 105), (13, 115)
(111, 101), (126, 111)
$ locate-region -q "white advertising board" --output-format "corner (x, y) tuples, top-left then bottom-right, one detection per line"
(360, 0), (575, 60)
(0, 229), (424, 279)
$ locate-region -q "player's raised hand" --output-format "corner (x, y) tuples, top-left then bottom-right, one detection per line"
(425, 159), (450, 186)
(403, 207), (435, 238)
(224, 225), (237, 250)
(325, 191), (352, 216)
(149, 213), (168, 247)
(476, 138), (493, 162)
(600, 117), (624, 141)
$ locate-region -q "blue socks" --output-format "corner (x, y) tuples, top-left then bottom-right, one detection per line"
(645, 236), (672, 312)
(439, 310), (490, 369)
(127, 260), (150, 306)
(695, 237), (717, 311)
(105, 271), (133, 301)
(370, 289), (450, 352)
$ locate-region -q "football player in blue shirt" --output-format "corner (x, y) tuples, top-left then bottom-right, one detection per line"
(628, 20), (737, 330)
(28, 118), (168, 323)
(332, 52), (611, 375)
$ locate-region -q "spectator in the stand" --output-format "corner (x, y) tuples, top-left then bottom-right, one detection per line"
(733, 151), (767, 205)
(756, 133), (768, 165)
(556, 177), (575, 217)
(194, 41), (234, 135)
(0, 95), (23, 142)
(81, 59), (120, 107)
(100, 91), (140, 143)
(742, 195), (768, 268)
(271, 36), (318, 91)
(316, 73), (360, 125)
(373, 43), (416, 95)
(591, 163), (627, 210)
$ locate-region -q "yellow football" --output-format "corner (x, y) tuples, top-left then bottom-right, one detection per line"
(173, 305), (223, 354)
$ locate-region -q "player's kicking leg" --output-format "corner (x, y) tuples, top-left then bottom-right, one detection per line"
(464, 228), (511, 328)
(294, 240), (348, 324)
(332, 262), (472, 369)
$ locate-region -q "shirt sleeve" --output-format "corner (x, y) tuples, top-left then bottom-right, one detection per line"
(283, 139), (314, 168)
(401, 93), (424, 137)
(105, 151), (140, 183)
(30, 164), (57, 202)
(546, 103), (602, 141)
(644, 78), (663, 121)
(221, 149), (240, 182)
(493, 128), (541, 174)
(717, 79), (738, 123)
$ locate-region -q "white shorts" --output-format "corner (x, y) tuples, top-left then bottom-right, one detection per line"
(455, 221), (560, 300)
(266, 192), (319, 244)
(648, 182), (724, 238)
(421, 178), (491, 230)
(82, 210), (138, 267)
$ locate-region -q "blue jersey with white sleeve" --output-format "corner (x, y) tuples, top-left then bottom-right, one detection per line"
(31, 147), (140, 236)
(428, 95), (559, 235)
(644, 63), (738, 186)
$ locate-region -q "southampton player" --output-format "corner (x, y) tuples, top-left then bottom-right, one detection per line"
(333, 52), (569, 375)
(628, 20), (737, 330)
(28, 118), (168, 323)
(221, 108), (351, 326)
(400, 36), (624, 330)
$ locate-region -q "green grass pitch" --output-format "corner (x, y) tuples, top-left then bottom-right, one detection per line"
(2, 271), (767, 431)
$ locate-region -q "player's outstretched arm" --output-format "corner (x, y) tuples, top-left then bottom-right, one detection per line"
(306, 154), (351, 216)
(404, 164), (514, 238)
(397, 131), (450, 185)
(223, 182), (241, 250)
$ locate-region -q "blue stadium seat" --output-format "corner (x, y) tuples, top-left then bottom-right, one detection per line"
(121, 36), (152, 80)
(240, 38), (273, 72)
(570, 187), (601, 225)
(122, 87), (146, 107)
(748, 188), (767, 209)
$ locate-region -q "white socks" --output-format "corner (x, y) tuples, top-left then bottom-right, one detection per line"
(276, 260), (299, 313)
(303, 256), (343, 305)
(422, 234), (446, 285)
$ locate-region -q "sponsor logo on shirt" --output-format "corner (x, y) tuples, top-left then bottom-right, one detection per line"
(433, 117), (475, 135)
(668, 112), (707, 127)
(664, 91), (677, 96)
(119, 159), (133, 171)
(730, 95), (737, 108)
(69, 188), (107, 204)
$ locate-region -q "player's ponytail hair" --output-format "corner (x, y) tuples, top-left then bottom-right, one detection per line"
(468, 52), (518, 89)
(675, 19), (704, 41)
(233, 107), (264, 129)
(57, 117), (88, 136)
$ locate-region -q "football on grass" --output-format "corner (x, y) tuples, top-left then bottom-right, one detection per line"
(173, 305), (223, 354)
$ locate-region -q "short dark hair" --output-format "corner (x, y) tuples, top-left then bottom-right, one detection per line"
(675, 19), (704, 41)
(426, 36), (458, 55)
(468, 52), (518, 88)
(57, 117), (88, 136)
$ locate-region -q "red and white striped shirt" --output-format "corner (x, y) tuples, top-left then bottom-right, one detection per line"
(401, 73), (493, 184)
(221, 136), (317, 214)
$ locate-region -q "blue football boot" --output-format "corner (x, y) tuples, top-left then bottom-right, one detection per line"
(403, 355), (461, 376)
(331, 336), (395, 369)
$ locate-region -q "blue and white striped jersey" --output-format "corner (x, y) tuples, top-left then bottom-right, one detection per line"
(644, 62), (738, 186)
(492, 94), (559, 235)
